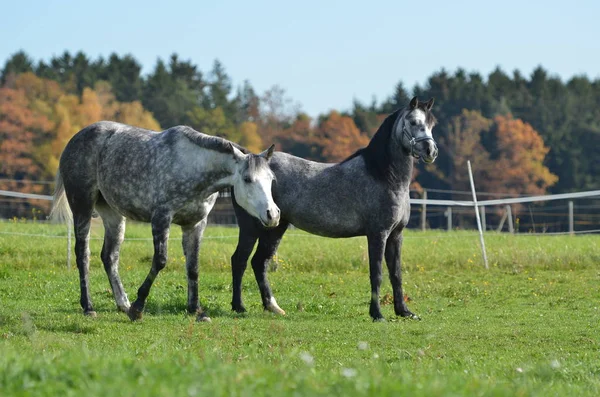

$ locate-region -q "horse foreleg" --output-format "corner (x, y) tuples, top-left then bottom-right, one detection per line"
(250, 222), (288, 315)
(128, 211), (172, 321)
(367, 232), (387, 321)
(385, 228), (419, 320)
(182, 219), (210, 322)
(231, 230), (258, 313)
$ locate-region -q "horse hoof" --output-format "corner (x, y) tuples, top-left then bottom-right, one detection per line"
(196, 313), (212, 323)
(127, 307), (143, 321)
(265, 297), (286, 315)
(372, 317), (387, 323)
(118, 304), (131, 313)
(232, 305), (247, 314)
(399, 312), (421, 320)
(84, 310), (97, 318)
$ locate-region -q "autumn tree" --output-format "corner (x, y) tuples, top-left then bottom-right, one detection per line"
(317, 111), (369, 162)
(0, 86), (54, 217)
(186, 106), (238, 141)
(7, 73), (160, 177)
(238, 121), (263, 153)
(489, 114), (557, 196)
(438, 109), (493, 198)
(258, 85), (298, 145)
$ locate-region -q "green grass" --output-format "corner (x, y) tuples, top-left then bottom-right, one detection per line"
(1, 220), (599, 396)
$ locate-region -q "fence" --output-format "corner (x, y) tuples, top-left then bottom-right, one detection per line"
(412, 189), (600, 234)
(2, 186), (599, 235)
(2, 186), (600, 231)
(2, 181), (599, 269)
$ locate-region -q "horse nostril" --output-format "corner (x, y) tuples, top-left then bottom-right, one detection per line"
(267, 210), (272, 220)
(429, 145), (437, 158)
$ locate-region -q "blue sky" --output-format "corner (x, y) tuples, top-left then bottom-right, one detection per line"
(1, 0), (598, 117)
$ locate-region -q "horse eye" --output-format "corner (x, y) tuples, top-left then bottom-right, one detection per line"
(243, 176), (252, 183)
(410, 121), (417, 126)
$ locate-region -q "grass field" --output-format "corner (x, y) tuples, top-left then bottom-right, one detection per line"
(1, 220), (599, 396)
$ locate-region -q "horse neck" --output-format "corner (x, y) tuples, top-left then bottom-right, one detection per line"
(183, 143), (238, 190)
(387, 136), (414, 190)
(361, 109), (414, 190)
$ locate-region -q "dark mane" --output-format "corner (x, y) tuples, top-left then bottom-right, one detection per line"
(340, 108), (405, 184)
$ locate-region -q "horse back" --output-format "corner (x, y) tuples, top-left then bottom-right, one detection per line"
(267, 152), (403, 237)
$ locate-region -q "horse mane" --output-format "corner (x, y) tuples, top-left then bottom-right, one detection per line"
(176, 126), (251, 155)
(176, 125), (271, 179)
(340, 108), (406, 184)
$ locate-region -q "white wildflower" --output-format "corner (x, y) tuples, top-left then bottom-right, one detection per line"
(300, 351), (314, 366)
(341, 368), (357, 378)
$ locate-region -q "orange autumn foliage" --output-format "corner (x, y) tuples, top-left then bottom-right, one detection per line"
(318, 111), (369, 162)
(0, 73), (161, 217)
(491, 114), (557, 196)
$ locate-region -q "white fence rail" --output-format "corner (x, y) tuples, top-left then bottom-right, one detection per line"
(410, 190), (600, 207)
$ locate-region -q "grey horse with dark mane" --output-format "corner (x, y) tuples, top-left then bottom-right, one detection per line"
(231, 97), (437, 321)
(50, 121), (280, 322)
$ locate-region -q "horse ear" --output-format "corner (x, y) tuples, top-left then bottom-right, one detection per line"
(425, 98), (434, 110)
(259, 144), (275, 161)
(229, 142), (245, 162)
(409, 96), (419, 110)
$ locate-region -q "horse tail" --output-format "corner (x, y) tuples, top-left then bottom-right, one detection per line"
(49, 170), (72, 223)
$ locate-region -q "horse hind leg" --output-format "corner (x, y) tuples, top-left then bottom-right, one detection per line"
(251, 222), (289, 315)
(71, 205), (96, 317)
(95, 202), (130, 313)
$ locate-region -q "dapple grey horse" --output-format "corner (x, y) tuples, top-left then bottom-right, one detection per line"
(50, 121), (280, 322)
(231, 97), (437, 321)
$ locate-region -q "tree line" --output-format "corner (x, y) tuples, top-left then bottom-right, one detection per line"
(1, 50), (598, 219)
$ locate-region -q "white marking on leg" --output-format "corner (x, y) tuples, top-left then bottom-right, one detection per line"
(109, 270), (130, 311)
(266, 296), (286, 315)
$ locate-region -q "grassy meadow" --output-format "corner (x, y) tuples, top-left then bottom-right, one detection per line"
(0, 219), (599, 396)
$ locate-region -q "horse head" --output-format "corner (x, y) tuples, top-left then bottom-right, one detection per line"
(396, 97), (438, 163)
(230, 144), (280, 227)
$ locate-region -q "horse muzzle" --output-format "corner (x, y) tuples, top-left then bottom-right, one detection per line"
(261, 207), (280, 228)
(415, 139), (438, 163)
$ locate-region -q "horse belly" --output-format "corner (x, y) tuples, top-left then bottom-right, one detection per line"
(97, 187), (154, 222)
(284, 205), (364, 238)
(172, 194), (218, 225)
